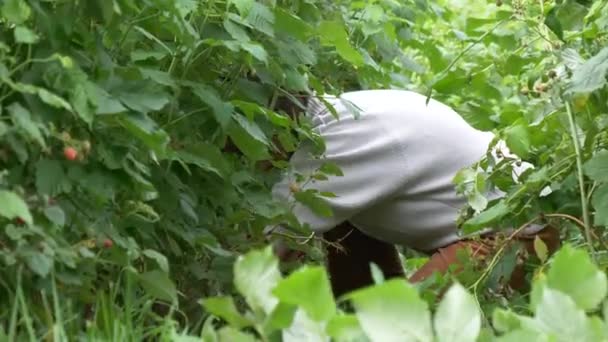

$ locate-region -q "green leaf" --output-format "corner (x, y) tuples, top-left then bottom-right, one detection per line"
(44, 206), (66, 227)
(546, 245), (607, 311)
(567, 46), (608, 94)
(274, 8), (312, 41)
(266, 302), (297, 330)
(534, 288), (597, 341)
(544, 7), (564, 41)
(228, 118), (270, 161)
(326, 314), (369, 342)
(434, 283), (481, 342)
(318, 21), (364, 66)
(201, 296), (252, 329)
(463, 201), (511, 234)
(272, 266), (336, 322)
(1, 0), (31, 24)
(14, 26), (38, 44)
(584, 150), (608, 182)
(233, 247), (281, 315)
(232, 114), (269, 145)
(0, 190), (33, 224)
(347, 280), (433, 342)
(118, 89), (169, 113)
(173, 143), (231, 178)
(240, 42), (268, 63)
(143, 249), (170, 273)
(504, 123), (531, 159)
(189, 84), (234, 128)
(136, 269), (178, 303)
(8, 102), (45, 147)
(36, 159), (66, 196)
(591, 184), (608, 226)
(217, 327), (257, 342)
(26, 252), (53, 277)
(117, 112), (169, 157)
(294, 190), (334, 218)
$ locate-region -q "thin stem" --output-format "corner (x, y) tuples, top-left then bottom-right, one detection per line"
(565, 101), (595, 260)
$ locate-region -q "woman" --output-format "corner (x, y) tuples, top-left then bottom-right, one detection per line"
(267, 89), (560, 297)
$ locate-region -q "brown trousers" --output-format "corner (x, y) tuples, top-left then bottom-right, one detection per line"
(323, 222), (561, 298)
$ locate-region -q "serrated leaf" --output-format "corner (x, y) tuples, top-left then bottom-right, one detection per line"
(173, 143), (230, 178)
(8, 102), (45, 147)
(201, 296), (252, 329)
(546, 245), (607, 311)
(318, 21), (364, 66)
(504, 123), (531, 159)
(584, 150), (608, 182)
(591, 184), (608, 226)
(228, 117), (270, 161)
(117, 112), (169, 157)
(534, 288), (597, 341)
(217, 327), (257, 342)
(189, 84), (234, 128)
(567, 46), (608, 94)
(274, 8), (312, 41)
(44, 206), (66, 227)
(434, 283), (481, 342)
(233, 247), (281, 315)
(136, 269), (177, 303)
(118, 89), (170, 113)
(143, 249), (169, 273)
(272, 266), (335, 322)
(347, 280), (433, 342)
(294, 190), (334, 218)
(463, 201), (510, 234)
(0, 190), (32, 224)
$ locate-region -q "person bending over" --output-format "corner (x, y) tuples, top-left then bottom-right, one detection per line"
(266, 89), (560, 297)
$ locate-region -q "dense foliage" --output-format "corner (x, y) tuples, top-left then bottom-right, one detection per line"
(0, 0), (607, 340)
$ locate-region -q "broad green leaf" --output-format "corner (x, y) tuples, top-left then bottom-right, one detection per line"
(266, 302), (297, 330)
(495, 329), (547, 342)
(546, 245), (607, 311)
(136, 269), (178, 303)
(0, 190), (33, 224)
(143, 249), (169, 273)
(591, 184), (608, 226)
(118, 89), (169, 113)
(294, 190), (334, 218)
(504, 123), (531, 159)
(241, 42), (268, 63)
(232, 115), (269, 145)
(26, 252), (53, 277)
(189, 84), (234, 128)
(217, 327), (257, 342)
(35, 159), (66, 196)
(8, 102), (45, 147)
(544, 7), (564, 41)
(44, 206), (65, 227)
(326, 315), (369, 342)
(318, 21), (364, 66)
(201, 296), (252, 329)
(172, 143), (230, 178)
(14, 26), (39, 44)
(224, 19), (250, 42)
(434, 283), (481, 342)
(117, 113), (169, 157)
(1, 0), (30, 24)
(272, 266), (335, 322)
(233, 247), (280, 315)
(274, 8), (312, 41)
(584, 150), (608, 182)
(463, 201), (511, 234)
(567, 47), (608, 94)
(228, 119), (270, 161)
(534, 288), (597, 342)
(347, 280), (433, 342)
(282, 309), (330, 342)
